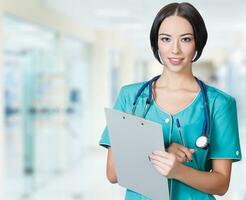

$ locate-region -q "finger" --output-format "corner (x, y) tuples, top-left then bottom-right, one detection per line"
(177, 146), (193, 161)
(174, 151), (187, 162)
(167, 143), (179, 153)
(172, 143), (182, 147)
(171, 143), (184, 149)
(149, 153), (173, 167)
(176, 156), (184, 163)
(152, 150), (171, 159)
(150, 157), (170, 171)
(175, 151), (185, 159)
(149, 153), (169, 163)
(189, 149), (196, 154)
(172, 151), (185, 163)
(151, 162), (170, 177)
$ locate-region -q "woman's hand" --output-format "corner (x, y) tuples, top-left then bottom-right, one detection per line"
(149, 150), (181, 179)
(167, 143), (195, 163)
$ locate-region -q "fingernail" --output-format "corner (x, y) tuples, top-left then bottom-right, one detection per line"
(190, 149), (196, 153)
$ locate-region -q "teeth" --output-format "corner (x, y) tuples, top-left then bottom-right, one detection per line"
(171, 58), (181, 61)
(169, 58), (182, 64)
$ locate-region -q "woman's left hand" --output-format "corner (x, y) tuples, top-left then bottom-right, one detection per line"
(149, 150), (181, 179)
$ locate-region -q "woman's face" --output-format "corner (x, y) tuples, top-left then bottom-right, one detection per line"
(158, 15), (196, 73)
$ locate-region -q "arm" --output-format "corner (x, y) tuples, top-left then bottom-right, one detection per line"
(175, 159), (232, 195)
(106, 147), (118, 184)
(149, 150), (232, 196)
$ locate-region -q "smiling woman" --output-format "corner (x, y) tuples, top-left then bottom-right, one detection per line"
(157, 16), (196, 73)
(100, 2), (242, 200)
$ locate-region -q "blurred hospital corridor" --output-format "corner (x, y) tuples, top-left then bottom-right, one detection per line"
(0, 0), (246, 199)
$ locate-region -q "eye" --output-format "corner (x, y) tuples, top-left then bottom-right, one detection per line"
(181, 37), (192, 42)
(160, 37), (171, 42)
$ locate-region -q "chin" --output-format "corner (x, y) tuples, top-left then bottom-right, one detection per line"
(165, 64), (186, 73)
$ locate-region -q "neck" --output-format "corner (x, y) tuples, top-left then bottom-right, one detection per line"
(156, 70), (197, 91)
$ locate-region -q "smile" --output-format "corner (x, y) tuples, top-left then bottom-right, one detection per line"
(168, 58), (184, 65)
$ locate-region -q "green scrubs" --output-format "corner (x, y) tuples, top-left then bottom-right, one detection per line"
(99, 81), (242, 200)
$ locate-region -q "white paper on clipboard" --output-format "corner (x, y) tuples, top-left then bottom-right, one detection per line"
(105, 108), (170, 200)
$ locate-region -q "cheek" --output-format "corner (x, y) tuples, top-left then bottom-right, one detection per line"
(158, 45), (169, 56)
(183, 45), (196, 58)
(188, 49), (196, 57)
(157, 39), (161, 48)
(158, 39), (171, 52)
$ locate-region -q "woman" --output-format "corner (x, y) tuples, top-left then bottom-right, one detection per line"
(99, 2), (241, 200)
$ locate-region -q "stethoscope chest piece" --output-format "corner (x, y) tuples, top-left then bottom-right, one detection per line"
(196, 135), (208, 149)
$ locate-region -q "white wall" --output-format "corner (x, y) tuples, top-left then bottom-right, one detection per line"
(0, 0), (137, 151)
(1, 0), (95, 42)
(0, 7), (5, 200)
(90, 31), (136, 150)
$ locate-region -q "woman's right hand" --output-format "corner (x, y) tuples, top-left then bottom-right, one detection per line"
(167, 143), (195, 163)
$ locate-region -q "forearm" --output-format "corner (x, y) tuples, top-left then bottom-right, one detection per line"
(106, 163), (118, 183)
(174, 164), (230, 195)
(107, 148), (118, 184)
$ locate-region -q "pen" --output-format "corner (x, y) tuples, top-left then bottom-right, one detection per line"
(176, 118), (191, 162)
(176, 118), (185, 147)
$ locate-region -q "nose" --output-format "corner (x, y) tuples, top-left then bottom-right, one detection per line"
(171, 40), (181, 54)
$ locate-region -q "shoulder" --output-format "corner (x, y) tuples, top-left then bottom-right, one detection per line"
(206, 84), (236, 105)
(116, 81), (149, 109)
(205, 84), (237, 116)
(120, 81), (148, 96)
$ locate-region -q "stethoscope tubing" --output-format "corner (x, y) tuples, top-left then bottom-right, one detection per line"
(132, 75), (210, 148)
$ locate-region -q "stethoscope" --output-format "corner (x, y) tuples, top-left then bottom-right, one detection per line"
(132, 75), (210, 149)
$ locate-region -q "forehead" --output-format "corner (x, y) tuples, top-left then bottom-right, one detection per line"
(158, 16), (194, 35)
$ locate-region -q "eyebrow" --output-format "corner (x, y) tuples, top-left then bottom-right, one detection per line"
(159, 33), (193, 37)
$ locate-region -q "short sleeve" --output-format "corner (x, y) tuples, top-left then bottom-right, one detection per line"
(208, 97), (242, 162)
(99, 87), (126, 149)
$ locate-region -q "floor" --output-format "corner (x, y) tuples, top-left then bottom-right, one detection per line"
(4, 146), (125, 200)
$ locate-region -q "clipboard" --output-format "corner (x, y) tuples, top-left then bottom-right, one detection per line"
(105, 108), (170, 200)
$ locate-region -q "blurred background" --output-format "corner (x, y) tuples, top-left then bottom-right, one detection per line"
(0, 0), (245, 199)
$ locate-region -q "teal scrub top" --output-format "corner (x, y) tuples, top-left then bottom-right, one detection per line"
(99, 81), (242, 200)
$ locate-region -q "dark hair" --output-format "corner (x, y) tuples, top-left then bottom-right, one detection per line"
(150, 2), (208, 64)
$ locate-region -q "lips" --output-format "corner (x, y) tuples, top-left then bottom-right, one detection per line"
(168, 58), (184, 65)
